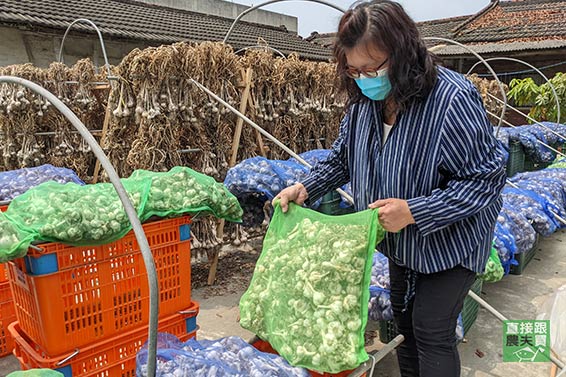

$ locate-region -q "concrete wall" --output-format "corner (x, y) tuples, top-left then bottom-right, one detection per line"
(137, 0), (298, 32)
(0, 27), (153, 68)
(0, 28), (30, 67)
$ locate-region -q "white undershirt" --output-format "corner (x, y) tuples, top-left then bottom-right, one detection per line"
(383, 122), (393, 146)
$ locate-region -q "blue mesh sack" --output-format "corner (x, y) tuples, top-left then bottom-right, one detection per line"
(368, 252), (392, 321)
(370, 252), (390, 289)
(0, 164), (84, 201)
(224, 150), (354, 218)
(512, 169), (566, 191)
(495, 128), (510, 149)
(368, 286), (392, 321)
(540, 122), (566, 133)
(511, 177), (566, 222)
(525, 126), (555, 163)
(493, 222), (516, 275)
(506, 125), (547, 163)
(530, 124), (560, 146)
(224, 157), (309, 201)
(136, 334), (310, 377)
(289, 149), (331, 167)
(499, 202), (537, 254)
(502, 187), (559, 236)
(537, 122), (566, 144)
(507, 123), (564, 163)
(224, 157), (311, 227)
(456, 313), (465, 341)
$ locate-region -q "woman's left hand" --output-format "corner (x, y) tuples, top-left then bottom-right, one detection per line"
(369, 198), (415, 232)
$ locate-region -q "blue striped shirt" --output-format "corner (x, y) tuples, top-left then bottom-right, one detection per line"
(301, 67), (507, 274)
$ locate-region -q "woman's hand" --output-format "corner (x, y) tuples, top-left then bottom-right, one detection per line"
(274, 183), (309, 213)
(369, 198), (415, 232)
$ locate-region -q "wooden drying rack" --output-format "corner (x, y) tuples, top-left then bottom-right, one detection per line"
(82, 69), (265, 285)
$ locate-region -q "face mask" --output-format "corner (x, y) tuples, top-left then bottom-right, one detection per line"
(355, 72), (392, 101)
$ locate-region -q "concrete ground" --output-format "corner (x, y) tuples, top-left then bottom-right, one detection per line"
(0, 230), (564, 376)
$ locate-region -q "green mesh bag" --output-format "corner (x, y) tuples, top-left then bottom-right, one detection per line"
(0, 167), (242, 262)
(239, 202), (385, 373)
(479, 245), (504, 283)
(128, 166), (242, 222)
(7, 370), (64, 377)
(0, 211), (35, 262)
(549, 157), (566, 169)
(6, 179), (150, 246)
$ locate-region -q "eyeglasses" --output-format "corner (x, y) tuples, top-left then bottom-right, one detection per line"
(344, 59), (389, 79)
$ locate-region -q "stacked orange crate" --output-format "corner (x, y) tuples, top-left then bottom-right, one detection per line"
(8, 216), (198, 376)
(0, 201), (13, 356)
(0, 266), (17, 357)
(9, 303), (199, 376)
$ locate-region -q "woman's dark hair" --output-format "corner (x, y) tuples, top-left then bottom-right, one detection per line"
(334, 0), (439, 110)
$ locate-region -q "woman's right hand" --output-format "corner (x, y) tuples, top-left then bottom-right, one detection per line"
(274, 183), (309, 213)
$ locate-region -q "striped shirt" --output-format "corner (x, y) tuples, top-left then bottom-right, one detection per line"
(301, 66), (507, 274)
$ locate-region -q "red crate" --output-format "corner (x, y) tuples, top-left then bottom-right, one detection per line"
(252, 339), (366, 377)
(10, 302), (198, 377)
(8, 216), (193, 356)
(0, 204), (7, 212)
(0, 299), (17, 357)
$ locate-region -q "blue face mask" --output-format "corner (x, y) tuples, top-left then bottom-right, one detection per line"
(355, 72), (392, 101)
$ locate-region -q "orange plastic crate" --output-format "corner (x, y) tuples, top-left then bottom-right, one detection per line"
(0, 298), (17, 357)
(0, 263), (7, 283)
(0, 281), (11, 302)
(18, 216), (191, 274)
(10, 302), (198, 377)
(8, 217), (193, 356)
(0, 204), (7, 212)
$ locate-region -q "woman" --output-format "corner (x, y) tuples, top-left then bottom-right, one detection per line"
(275, 1), (507, 376)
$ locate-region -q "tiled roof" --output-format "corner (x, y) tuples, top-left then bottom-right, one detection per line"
(305, 32), (337, 48)
(305, 15), (474, 48)
(454, 0), (566, 44)
(306, 0), (566, 56)
(0, 0), (332, 61)
(433, 39), (566, 56)
(417, 15), (470, 39)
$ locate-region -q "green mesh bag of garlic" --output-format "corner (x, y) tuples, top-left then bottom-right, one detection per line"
(479, 245), (504, 283)
(0, 167), (242, 263)
(127, 167), (243, 223)
(239, 201), (385, 373)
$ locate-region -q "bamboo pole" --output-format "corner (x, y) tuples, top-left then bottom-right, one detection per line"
(229, 68), (254, 166)
(92, 88), (113, 183)
(208, 67), (254, 285)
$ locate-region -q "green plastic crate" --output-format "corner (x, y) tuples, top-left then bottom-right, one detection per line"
(378, 319), (396, 344)
(316, 191), (354, 215)
(523, 141), (564, 172)
(509, 235), (539, 275)
(506, 141), (525, 177)
(378, 278), (483, 343)
(524, 158), (551, 172)
(462, 278), (483, 335)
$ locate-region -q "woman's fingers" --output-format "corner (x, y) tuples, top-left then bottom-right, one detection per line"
(275, 183), (308, 213)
